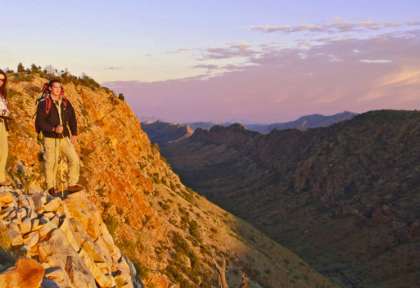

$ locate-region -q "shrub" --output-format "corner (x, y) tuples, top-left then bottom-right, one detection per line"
(103, 214), (119, 237)
(188, 220), (201, 242)
(30, 64), (41, 73)
(78, 74), (101, 90)
(17, 63), (25, 73)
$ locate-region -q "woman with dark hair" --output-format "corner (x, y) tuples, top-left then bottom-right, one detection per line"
(0, 69), (11, 186)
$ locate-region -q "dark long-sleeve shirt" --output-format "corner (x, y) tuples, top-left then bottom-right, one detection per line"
(35, 96), (78, 138)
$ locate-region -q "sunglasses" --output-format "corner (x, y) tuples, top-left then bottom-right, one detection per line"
(0, 78), (5, 81)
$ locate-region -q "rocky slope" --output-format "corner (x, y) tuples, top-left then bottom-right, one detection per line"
(158, 110), (420, 288)
(0, 69), (338, 288)
(0, 188), (136, 287)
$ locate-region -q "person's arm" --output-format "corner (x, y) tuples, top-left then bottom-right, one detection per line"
(67, 101), (78, 136)
(35, 101), (55, 133)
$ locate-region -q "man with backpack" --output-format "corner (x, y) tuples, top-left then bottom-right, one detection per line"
(35, 79), (83, 196)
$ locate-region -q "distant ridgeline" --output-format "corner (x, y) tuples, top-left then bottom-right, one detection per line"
(155, 110), (420, 288)
(142, 111), (356, 146)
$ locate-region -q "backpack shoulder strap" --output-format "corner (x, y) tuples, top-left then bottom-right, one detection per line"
(36, 96), (52, 115)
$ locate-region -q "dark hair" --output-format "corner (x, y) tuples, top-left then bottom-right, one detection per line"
(47, 78), (64, 96)
(0, 69), (7, 99)
(48, 78), (62, 88)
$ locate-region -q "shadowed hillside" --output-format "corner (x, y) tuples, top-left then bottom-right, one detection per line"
(141, 121), (193, 145)
(158, 110), (420, 288)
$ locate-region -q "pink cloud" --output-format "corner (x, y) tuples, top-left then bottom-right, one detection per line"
(250, 20), (420, 34)
(105, 30), (420, 123)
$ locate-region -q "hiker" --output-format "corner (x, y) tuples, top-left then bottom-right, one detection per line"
(0, 70), (11, 186)
(35, 79), (83, 196)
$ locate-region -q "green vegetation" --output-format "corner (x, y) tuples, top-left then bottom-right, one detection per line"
(133, 260), (150, 279)
(158, 200), (170, 211)
(103, 214), (119, 237)
(7, 63), (121, 95)
(188, 219), (201, 243)
(166, 231), (214, 287)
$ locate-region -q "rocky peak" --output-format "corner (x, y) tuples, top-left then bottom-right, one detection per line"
(191, 123), (257, 147)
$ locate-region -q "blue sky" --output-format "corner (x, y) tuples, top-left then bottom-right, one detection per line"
(2, 0), (419, 82)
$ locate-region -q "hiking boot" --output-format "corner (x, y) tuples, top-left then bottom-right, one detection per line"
(47, 187), (60, 197)
(67, 184), (84, 193)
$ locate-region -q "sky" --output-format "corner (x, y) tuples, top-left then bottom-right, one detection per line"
(2, 1), (420, 123)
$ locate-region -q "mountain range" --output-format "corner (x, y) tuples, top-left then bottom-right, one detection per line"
(142, 112), (356, 147)
(152, 110), (420, 288)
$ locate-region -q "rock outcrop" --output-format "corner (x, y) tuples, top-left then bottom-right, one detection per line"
(0, 187), (136, 288)
(141, 121), (193, 146)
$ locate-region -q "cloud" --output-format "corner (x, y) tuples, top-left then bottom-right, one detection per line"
(104, 66), (123, 70)
(328, 54), (343, 62)
(192, 64), (219, 70)
(251, 24), (323, 33)
(360, 59), (393, 64)
(201, 43), (258, 60)
(166, 48), (194, 54)
(104, 30), (420, 123)
(379, 68), (420, 87)
(250, 20), (420, 34)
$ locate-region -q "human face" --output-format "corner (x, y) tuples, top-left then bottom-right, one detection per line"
(49, 82), (62, 97)
(0, 74), (5, 88)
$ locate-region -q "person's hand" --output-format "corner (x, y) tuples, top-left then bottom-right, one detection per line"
(54, 125), (64, 134)
(71, 135), (78, 145)
(1, 109), (10, 118)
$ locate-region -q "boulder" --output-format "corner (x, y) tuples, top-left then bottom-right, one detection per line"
(42, 198), (62, 213)
(0, 258), (44, 288)
(44, 266), (68, 286)
(40, 230), (97, 288)
(19, 217), (32, 234)
(23, 231), (39, 248)
(32, 193), (46, 212)
(7, 223), (23, 246)
(38, 222), (58, 239)
(81, 240), (106, 263)
(0, 191), (14, 206)
(79, 248), (116, 288)
(0, 206), (15, 220)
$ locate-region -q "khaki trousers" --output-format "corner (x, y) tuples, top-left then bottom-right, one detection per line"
(44, 137), (79, 190)
(0, 121), (7, 182)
